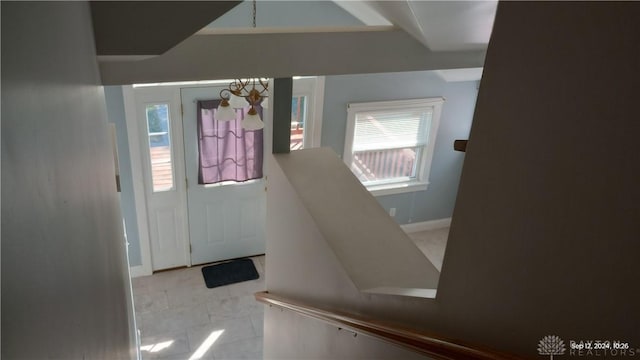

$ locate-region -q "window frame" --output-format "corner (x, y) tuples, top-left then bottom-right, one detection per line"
(343, 97), (444, 196)
(291, 76), (325, 150)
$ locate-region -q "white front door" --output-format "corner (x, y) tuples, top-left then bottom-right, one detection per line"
(181, 86), (266, 265)
(134, 87), (190, 270)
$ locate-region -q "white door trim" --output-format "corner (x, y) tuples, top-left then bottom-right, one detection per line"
(123, 85), (153, 277)
(310, 76), (325, 148)
(292, 76), (325, 149)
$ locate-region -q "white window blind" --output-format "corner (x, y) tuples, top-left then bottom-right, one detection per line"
(353, 109), (433, 152)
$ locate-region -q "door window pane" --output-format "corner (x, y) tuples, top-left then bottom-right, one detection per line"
(291, 95), (307, 150)
(146, 104), (174, 192)
(196, 100), (263, 185)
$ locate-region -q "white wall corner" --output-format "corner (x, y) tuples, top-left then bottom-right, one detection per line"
(401, 217), (452, 234)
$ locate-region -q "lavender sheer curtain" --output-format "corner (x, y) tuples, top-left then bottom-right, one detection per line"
(197, 100), (263, 184)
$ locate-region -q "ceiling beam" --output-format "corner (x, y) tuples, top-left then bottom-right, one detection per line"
(99, 31), (485, 85)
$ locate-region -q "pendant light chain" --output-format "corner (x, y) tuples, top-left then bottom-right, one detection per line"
(215, 0), (267, 130)
(252, 0), (257, 28)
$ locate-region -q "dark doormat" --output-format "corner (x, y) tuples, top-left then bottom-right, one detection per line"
(201, 258), (259, 289)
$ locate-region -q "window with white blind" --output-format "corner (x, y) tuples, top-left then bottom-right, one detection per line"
(344, 98), (444, 196)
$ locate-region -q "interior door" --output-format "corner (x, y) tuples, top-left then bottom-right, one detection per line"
(181, 86), (266, 265)
(134, 87), (190, 270)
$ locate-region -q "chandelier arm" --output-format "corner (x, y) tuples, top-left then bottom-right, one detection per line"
(258, 78), (269, 92)
(219, 89), (231, 100)
(239, 79), (252, 96)
(223, 78), (269, 109)
(228, 79), (240, 96)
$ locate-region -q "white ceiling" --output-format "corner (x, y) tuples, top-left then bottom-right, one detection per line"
(337, 0), (496, 80)
(343, 1), (498, 52)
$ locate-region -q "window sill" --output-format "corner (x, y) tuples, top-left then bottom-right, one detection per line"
(367, 181), (429, 197)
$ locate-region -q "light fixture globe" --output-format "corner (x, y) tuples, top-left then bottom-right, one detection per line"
(229, 92), (249, 109)
(216, 100), (237, 121)
(242, 107), (264, 130)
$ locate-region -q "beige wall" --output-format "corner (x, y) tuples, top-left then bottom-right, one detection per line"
(264, 2), (640, 358)
(1, 2), (136, 359)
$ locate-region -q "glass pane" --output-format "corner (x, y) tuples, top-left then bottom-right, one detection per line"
(351, 147), (420, 184)
(149, 133), (170, 147)
(291, 96), (307, 150)
(146, 104), (174, 192)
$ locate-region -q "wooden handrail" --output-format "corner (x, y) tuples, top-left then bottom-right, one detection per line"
(255, 291), (522, 360)
(454, 140), (468, 152)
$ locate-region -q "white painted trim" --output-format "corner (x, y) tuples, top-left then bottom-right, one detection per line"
(418, 98), (444, 188)
(133, 79), (235, 88)
(347, 97), (445, 112)
(293, 76), (324, 149)
(370, 181), (428, 197)
(343, 106), (356, 164)
(129, 265), (151, 278)
(170, 88), (193, 268)
(123, 85), (154, 277)
(196, 25), (395, 35)
(401, 218), (452, 234)
(98, 55), (156, 62)
(311, 76), (325, 148)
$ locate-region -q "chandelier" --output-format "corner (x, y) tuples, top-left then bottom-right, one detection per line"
(216, 78), (269, 130)
(215, 0), (268, 130)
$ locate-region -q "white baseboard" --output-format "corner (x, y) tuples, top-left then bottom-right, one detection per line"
(401, 218), (452, 234)
(130, 265), (152, 278)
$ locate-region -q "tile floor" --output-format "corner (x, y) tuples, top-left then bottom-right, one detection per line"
(130, 228), (449, 360)
(132, 256), (266, 360)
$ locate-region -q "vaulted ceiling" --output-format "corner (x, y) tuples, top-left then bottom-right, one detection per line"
(93, 1), (496, 84)
(362, 1), (497, 51)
